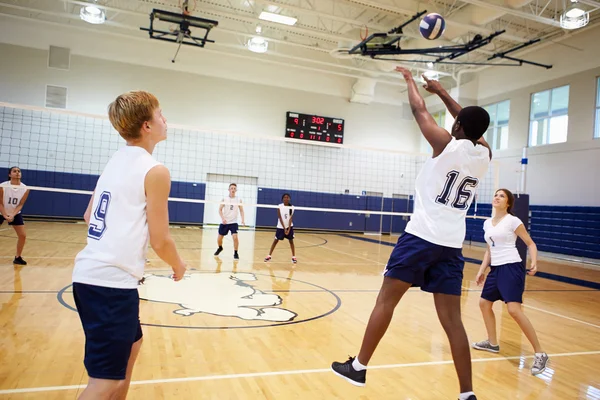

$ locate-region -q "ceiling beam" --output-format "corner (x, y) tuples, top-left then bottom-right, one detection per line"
(0, 11), (406, 86)
(335, 0), (530, 42)
(457, 0), (562, 27)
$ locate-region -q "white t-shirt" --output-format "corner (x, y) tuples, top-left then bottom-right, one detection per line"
(483, 214), (524, 266)
(1, 181), (27, 216)
(222, 196), (242, 224)
(277, 204), (294, 229)
(73, 146), (162, 289)
(405, 137), (490, 248)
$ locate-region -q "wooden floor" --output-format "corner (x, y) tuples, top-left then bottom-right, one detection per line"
(1, 221), (599, 399)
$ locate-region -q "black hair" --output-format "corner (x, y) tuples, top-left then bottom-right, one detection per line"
(282, 193), (292, 206)
(8, 166), (20, 178)
(456, 106), (490, 141)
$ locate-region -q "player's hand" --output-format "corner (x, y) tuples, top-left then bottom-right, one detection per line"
(475, 271), (486, 286)
(221, 218), (227, 225)
(527, 263), (537, 275)
(6, 214), (13, 223)
(172, 262), (187, 281)
(241, 221), (245, 227)
(422, 75), (443, 94)
(285, 228), (290, 235)
(395, 66), (413, 81)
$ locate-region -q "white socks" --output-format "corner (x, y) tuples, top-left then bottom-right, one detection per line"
(459, 392), (475, 400)
(352, 357), (367, 371)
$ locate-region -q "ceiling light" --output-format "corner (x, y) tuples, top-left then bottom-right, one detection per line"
(80, 5), (105, 24)
(259, 11), (297, 26)
(248, 37), (268, 53)
(426, 61), (434, 69)
(560, 1), (589, 29)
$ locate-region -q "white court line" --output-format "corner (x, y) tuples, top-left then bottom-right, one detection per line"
(463, 285), (600, 331)
(522, 304), (600, 330)
(1, 350), (599, 395)
(295, 237), (386, 267)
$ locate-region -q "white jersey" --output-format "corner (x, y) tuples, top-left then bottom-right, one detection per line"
(1, 181), (27, 215)
(277, 203), (294, 229)
(222, 196), (242, 224)
(73, 146), (161, 289)
(484, 214), (524, 266)
(405, 137), (490, 248)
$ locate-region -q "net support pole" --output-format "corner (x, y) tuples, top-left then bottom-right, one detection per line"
(520, 147), (528, 194)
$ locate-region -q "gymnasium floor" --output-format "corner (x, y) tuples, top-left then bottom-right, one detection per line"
(1, 221), (599, 399)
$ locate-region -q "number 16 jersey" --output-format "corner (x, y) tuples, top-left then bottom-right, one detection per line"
(73, 146), (162, 289)
(405, 137), (490, 249)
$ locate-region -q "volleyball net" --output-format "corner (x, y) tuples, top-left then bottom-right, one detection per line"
(0, 103), (498, 237)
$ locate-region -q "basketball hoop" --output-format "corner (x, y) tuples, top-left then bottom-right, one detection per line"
(360, 25), (368, 41)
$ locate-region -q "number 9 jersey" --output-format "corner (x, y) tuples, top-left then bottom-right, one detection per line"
(405, 137), (490, 249)
(73, 146), (162, 289)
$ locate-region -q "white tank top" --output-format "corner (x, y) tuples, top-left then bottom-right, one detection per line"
(222, 196), (241, 224)
(483, 214), (524, 266)
(405, 137), (490, 248)
(73, 146), (161, 289)
(1, 181), (27, 215)
(277, 203), (294, 229)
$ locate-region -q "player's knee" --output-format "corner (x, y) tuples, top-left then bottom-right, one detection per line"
(479, 297), (492, 311)
(507, 302), (522, 318)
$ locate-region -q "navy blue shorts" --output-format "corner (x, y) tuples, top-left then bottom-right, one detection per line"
(0, 213), (24, 226)
(275, 227), (294, 241)
(384, 232), (465, 296)
(73, 282), (143, 380)
(218, 223), (239, 236)
(481, 262), (526, 303)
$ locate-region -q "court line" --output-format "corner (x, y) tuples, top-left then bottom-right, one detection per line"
(2, 288), (597, 295)
(1, 350), (599, 394)
(339, 234), (600, 290)
(522, 304), (600, 330)
(295, 237), (386, 267)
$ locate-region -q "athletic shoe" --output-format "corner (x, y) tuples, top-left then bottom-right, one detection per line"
(531, 353), (549, 375)
(472, 339), (499, 353)
(331, 357), (366, 387)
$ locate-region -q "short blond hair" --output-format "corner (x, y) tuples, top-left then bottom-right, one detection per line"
(108, 91), (159, 141)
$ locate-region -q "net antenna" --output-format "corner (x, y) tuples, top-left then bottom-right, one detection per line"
(140, 3), (219, 63)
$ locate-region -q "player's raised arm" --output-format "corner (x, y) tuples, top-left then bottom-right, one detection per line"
(145, 164), (186, 281)
(396, 67), (451, 157)
(422, 76), (462, 119)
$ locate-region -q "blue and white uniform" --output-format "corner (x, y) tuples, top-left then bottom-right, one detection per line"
(385, 137), (490, 295)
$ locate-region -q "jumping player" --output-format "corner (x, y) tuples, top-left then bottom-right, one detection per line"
(331, 68), (492, 400)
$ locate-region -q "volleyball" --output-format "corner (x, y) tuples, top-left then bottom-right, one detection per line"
(419, 13), (446, 40)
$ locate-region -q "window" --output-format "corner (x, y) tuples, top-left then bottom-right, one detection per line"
(595, 77), (600, 139)
(483, 100), (510, 150)
(420, 110), (446, 153)
(432, 110), (446, 128)
(529, 85), (569, 146)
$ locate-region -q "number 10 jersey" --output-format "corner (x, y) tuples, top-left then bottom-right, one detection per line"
(73, 146), (162, 289)
(405, 137), (490, 249)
